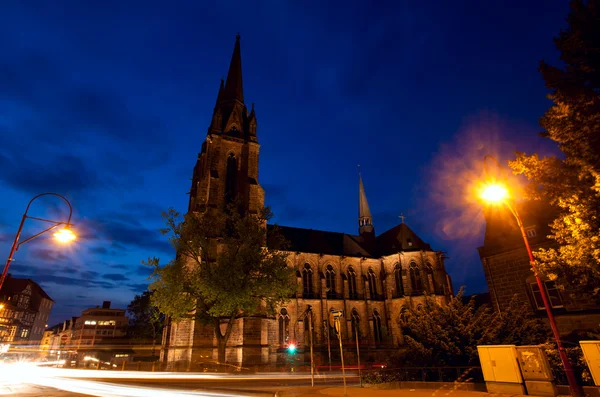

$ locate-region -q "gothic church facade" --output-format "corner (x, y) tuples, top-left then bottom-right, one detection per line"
(162, 36), (453, 366)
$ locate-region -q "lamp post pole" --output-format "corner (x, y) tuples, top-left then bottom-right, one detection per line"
(1, 193), (74, 290)
(482, 155), (582, 397)
(505, 201), (581, 397)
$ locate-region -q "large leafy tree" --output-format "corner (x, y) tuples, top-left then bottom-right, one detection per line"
(510, 0), (600, 297)
(397, 288), (549, 367)
(145, 203), (296, 363)
(127, 291), (164, 356)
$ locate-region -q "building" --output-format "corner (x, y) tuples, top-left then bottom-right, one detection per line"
(0, 275), (54, 346)
(162, 35), (453, 367)
(478, 200), (600, 334)
(72, 301), (128, 349)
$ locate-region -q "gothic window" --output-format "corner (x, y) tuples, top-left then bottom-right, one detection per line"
(326, 265), (336, 297)
(302, 264), (313, 298)
(393, 264), (404, 297)
(367, 268), (377, 298)
(409, 262), (423, 294)
(425, 262), (434, 293)
(373, 310), (383, 344)
(225, 153), (237, 203)
(351, 309), (360, 341)
(278, 308), (290, 345)
(347, 266), (357, 299)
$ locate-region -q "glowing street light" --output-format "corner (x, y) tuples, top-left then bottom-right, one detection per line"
(0, 193), (76, 290)
(54, 227), (76, 243)
(480, 155), (582, 397)
(480, 183), (508, 203)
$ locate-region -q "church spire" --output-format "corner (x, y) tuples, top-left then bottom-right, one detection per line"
(358, 171), (375, 237)
(222, 34), (244, 104)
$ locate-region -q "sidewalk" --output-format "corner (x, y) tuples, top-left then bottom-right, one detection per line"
(276, 386), (528, 397)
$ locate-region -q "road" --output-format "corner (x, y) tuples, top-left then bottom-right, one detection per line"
(5, 367), (361, 397)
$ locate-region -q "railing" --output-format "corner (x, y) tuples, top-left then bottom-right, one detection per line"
(369, 293), (386, 301)
(348, 293), (365, 300)
(391, 292), (405, 299)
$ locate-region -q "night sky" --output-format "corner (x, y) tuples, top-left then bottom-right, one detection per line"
(0, 1), (568, 325)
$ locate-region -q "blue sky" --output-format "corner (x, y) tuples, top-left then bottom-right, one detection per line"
(0, 0), (568, 325)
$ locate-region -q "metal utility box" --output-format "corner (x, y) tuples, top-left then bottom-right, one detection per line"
(478, 345), (525, 395)
(516, 345), (557, 396)
(580, 341), (600, 386)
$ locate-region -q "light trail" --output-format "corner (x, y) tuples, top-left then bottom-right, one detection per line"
(0, 361), (356, 397)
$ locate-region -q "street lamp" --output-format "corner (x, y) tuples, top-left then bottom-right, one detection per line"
(0, 193), (76, 290)
(480, 155), (582, 397)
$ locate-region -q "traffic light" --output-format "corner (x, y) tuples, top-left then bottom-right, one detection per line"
(288, 343), (297, 354)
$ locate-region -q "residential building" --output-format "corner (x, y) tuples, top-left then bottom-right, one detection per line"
(478, 200), (600, 334)
(0, 275), (54, 345)
(72, 301), (128, 349)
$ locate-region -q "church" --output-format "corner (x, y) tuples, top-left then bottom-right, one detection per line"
(161, 35), (454, 367)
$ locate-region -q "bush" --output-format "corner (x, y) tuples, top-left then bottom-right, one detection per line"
(543, 344), (593, 386)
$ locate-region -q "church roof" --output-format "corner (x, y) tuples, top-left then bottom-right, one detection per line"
(375, 222), (432, 255)
(358, 174), (372, 219)
(267, 222), (433, 258)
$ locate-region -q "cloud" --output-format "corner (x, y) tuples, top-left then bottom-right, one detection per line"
(80, 271), (100, 280)
(29, 248), (70, 263)
(125, 283), (149, 293)
(131, 265), (153, 277)
(102, 273), (128, 281)
(88, 246), (108, 255)
(109, 264), (128, 270)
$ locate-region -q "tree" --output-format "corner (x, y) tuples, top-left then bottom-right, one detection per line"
(127, 291), (164, 357)
(509, 0), (600, 297)
(145, 203), (296, 363)
(396, 288), (549, 367)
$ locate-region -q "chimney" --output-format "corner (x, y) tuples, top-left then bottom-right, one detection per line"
(102, 301), (111, 309)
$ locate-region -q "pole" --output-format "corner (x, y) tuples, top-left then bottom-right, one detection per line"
(0, 215), (26, 290)
(336, 318), (347, 397)
(309, 311), (314, 387)
(355, 324), (362, 388)
(325, 298), (332, 371)
(0, 193), (74, 290)
(508, 203), (582, 397)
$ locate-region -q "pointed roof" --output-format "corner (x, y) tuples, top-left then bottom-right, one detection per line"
(359, 174), (372, 219)
(375, 223), (432, 256)
(222, 34), (244, 103)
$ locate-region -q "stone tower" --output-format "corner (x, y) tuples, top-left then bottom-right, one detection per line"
(188, 34), (264, 215)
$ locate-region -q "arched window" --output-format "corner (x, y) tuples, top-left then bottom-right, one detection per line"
(409, 262), (423, 294)
(278, 308), (290, 346)
(373, 310), (383, 343)
(394, 264), (404, 297)
(367, 268), (377, 298)
(302, 264), (313, 298)
(347, 266), (357, 299)
(225, 153), (237, 203)
(351, 309), (360, 341)
(326, 265), (336, 297)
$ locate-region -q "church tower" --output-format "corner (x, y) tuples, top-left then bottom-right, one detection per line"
(188, 35), (264, 215)
(358, 173), (375, 238)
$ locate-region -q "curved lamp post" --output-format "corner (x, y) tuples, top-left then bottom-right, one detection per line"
(0, 193), (76, 290)
(480, 155), (581, 397)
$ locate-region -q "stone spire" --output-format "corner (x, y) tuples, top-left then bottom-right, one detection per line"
(222, 34), (244, 104)
(359, 172), (375, 237)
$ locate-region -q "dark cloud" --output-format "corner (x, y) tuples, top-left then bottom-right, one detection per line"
(29, 248), (71, 263)
(75, 295), (88, 299)
(131, 265), (152, 277)
(94, 219), (172, 255)
(102, 273), (128, 281)
(88, 246), (108, 255)
(109, 264), (128, 270)
(125, 283), (149, 293)
(0, 152), (106, 196)
(80, 271), (100, 280)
